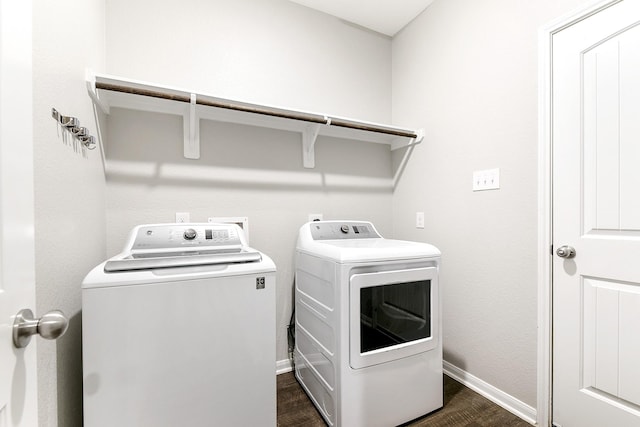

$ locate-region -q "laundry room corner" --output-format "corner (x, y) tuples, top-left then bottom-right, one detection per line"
(32, 0), (107, 426)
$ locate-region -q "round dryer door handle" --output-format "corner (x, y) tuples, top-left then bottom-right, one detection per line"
(13, 308), (69, 348)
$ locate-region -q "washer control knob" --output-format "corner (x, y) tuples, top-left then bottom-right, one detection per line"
(183, 228), (197, 240)
(340, 225), (350, 234)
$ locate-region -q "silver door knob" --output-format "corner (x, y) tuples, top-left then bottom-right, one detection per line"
(556, 245), (576, 259)
(13, 308), (69, 348)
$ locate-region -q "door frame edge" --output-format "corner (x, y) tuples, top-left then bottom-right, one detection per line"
(537, 1), (623, 426)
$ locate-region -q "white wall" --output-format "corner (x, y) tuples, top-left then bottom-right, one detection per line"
(32, 0), (106, 425)
(104, 0), (393, 365)
(391, 0), (590, 408)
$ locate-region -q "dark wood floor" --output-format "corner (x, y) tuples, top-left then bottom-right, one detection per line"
(277, 372), (531, 427)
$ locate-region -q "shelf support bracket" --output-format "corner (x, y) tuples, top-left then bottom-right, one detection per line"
(390, 128), (425, 151)
(85, 69), (110, 114)
(302, 123), (322, 168)
(183, 93), (200, 159)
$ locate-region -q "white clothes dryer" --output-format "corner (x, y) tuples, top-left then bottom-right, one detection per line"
(82, 223), (276, 427)
(295, 220), (442, 427)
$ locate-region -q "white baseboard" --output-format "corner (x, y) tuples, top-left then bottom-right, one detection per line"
(276, 358), (293, 375)
(443, 360), (537, 425)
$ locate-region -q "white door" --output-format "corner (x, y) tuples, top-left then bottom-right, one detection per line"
(552, 1), (640, 426)
(0, 0), (38, 425)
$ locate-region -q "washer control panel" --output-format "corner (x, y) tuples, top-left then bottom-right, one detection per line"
(309, 221), (381, 240)
(130, 223), (242, 250)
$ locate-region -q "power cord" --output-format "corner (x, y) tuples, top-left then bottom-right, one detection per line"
(287, 280), (296, 373)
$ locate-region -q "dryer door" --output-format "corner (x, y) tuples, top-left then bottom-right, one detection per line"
(349, 266), (439, 369)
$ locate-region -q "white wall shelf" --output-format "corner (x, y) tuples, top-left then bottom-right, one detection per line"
(86, 71), (424, 168)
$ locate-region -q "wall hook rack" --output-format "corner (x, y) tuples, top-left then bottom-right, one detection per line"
(51, 108), (96, 151)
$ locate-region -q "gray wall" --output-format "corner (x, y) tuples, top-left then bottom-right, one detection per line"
(391, 0), (589, 408)
(105, 0), (391, 122)
(33, 0), (106, 426)
(103, 0), (394, 365)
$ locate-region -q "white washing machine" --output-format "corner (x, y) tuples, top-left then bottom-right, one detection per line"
(295, 220), (442, 427)
(82, 223), (276, 427)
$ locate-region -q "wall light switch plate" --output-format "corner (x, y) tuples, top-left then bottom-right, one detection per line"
(473, 168), (500, 191)
(416, 212), (425, 229)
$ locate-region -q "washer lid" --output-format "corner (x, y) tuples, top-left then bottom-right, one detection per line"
(104, 248), (262, 272)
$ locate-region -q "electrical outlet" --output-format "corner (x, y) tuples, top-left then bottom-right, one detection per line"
(308, 213), (323, 222)
(473, 168), (500, 191)
(416, 212), (425, 229)
(175, 212), (190, 223)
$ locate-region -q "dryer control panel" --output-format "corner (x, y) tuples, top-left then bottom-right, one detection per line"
(309, 221), (381, 240)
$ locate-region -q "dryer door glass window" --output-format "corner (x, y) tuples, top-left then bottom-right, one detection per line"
(360, 280), (430, 353)
(349, 266), (438, 369)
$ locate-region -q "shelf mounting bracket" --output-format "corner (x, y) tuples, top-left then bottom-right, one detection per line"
(85, 69), (110, 114)
(302, 122), (322, 168)
(390, 128), (425, 151)
(183, 93), (200, 159)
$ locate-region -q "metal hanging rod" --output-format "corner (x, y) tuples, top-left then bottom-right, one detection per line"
(328, 119), (418, 139)
(196, 97), (328, 124)
(93, 82), (418, 139)
(94, 82), (328, 125)
(51, 108), (96, 150)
